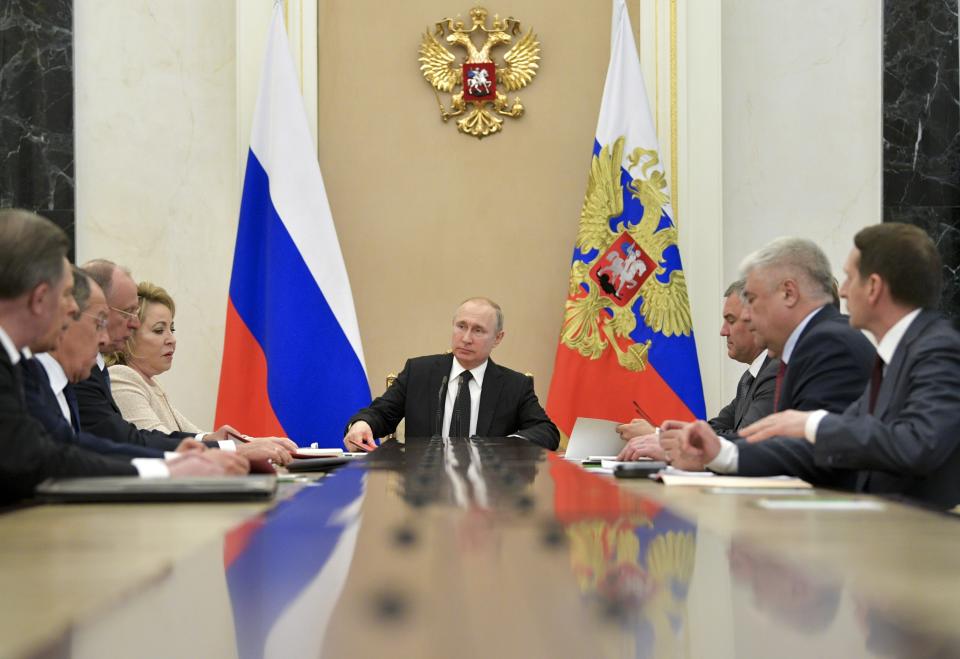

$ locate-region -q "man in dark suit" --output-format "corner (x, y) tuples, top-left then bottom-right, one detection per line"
(735, 224), (960, 508)
(658, 237), (875, 483)
(709, 279), (779, 438)
(73, 259), (296, 464)
(0, 209), (247, 503)
(24, 267), (166, 460)
(617, 278), (779, 461)
(344, 298), (559, 451)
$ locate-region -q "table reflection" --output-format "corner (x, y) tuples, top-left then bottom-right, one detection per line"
(224, 468), (365, 659)
(48, 438), (960, 659)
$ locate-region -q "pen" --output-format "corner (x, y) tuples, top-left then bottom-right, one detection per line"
(631, 400), (657, 426)
(226, 430), (251, 443)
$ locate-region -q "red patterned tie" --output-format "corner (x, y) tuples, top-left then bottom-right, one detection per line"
(868, 356), (884, 413)
(773, 361), (787, 412)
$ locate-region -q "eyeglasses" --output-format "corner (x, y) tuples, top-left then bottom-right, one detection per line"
(82, 312), (109, 331)
(109, 305), (139, 321)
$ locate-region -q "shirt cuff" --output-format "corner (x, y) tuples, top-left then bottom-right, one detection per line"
(194, 432), (207, 442)
(163, 451), (178, 460)
(804, 410), (829, 443)
(218, 440), (237, 451)
(132, 458), (171, 479)
(705, 437), (739, 474)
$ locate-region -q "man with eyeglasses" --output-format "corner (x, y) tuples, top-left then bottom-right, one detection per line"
(73, 259), (296, 464)
(23, 268), (244, 472)
(0, 210), (249, 504)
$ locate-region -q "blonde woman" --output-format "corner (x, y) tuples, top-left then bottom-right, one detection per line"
(108, 282), (203, 434)
(109, 282), (296, 465)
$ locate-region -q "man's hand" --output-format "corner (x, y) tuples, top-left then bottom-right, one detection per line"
(204, 424), (243, 442)
(246, 436), (299, 452)
(167, 452), (250, 477)
(616, 418), (656, 442)
(659, 419), (719, 471)
(616, 433), (666, 461)
(236, 440), (294, 466)
(739, 410), (811, 443)
(174, 439), (207, 453)
(203, 450), (251, 475)
(344, 421), (377, 452)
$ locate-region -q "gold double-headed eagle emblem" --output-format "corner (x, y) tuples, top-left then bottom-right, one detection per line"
(418, 6), (540, 138)
(562, 138), (693, 372)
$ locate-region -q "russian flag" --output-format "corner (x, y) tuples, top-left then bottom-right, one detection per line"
(216, 4), (370, 447)
(546, 0), (705, 437)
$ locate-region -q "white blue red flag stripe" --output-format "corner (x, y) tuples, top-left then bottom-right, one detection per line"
(216, 4), (370, 446)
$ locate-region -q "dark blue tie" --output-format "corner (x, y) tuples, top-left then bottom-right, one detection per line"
(13, 355), (28, 407)
(64, 383), (81, 434)
(101, 364), (111, 390)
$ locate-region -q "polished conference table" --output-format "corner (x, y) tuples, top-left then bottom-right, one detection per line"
(3, 437), (960, 658)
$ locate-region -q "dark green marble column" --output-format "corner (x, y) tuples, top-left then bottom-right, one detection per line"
(0, 0), (74, 256)
(883, 0), (960, 317)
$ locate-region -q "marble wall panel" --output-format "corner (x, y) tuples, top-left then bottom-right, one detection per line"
(0, 0), (74, 250)
(883, 0), (960, 317)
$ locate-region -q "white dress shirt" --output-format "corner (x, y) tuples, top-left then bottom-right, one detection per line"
(0, 325), (21, 366)
(35, 353), (72, 423)
(441, 358), (488, 438)
(748, 349), (768, 378)
(803, 307), (922, 442)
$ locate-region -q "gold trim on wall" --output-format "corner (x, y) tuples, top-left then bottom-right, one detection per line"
(654, 0), (659, 134)
(669, 0), (678, 225)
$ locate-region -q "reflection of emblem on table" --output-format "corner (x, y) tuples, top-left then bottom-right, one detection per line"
(419, 6), (540, 138)
(561, 137), (693, 372)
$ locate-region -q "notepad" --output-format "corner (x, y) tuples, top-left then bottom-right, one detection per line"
(563, 418), (623, 461)
(296, 447), (345, 458)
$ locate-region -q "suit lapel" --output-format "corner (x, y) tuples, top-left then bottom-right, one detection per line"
(92, 365), (122, 414)
(735, 355), (771, 427)
(874, 311), (935, 418)
(476, 359), (504, 437)
(427, 354), (454, 436)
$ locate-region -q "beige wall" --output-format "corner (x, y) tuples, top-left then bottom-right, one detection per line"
(74, 0), (880, 430)
(316, 0), (613, 401)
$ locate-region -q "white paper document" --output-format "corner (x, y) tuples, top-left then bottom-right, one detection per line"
(563, 418), (624, 461)
(755, 498), (885, 511)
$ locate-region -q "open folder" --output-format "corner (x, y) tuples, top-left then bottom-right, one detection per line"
(563, 418), (623, 461)
(35, 475), (278, 503)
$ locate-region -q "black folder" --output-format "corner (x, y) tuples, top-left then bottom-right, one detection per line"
(35, 475), (277, 503)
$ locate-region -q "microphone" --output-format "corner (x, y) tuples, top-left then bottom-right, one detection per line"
(432, 375), (448, 438)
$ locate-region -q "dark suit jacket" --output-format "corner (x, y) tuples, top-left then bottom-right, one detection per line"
(22, 357), (165, 460)
(73, 364), (194, 451)
(347, 354), (560, 450)
(708, 354), (778, 439)
(737, 305), (876, 483)
(0, 348), (136, 504)
(814, 311), (960, 509)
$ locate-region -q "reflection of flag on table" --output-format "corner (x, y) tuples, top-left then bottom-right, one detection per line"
(546, 0), (705, 436)
(215, 4), (370, 447)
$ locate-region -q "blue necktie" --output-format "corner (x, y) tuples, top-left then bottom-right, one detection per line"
(101, 364), (111, 390)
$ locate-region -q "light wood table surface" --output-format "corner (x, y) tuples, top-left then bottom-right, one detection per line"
(3, 441), (959, 658)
